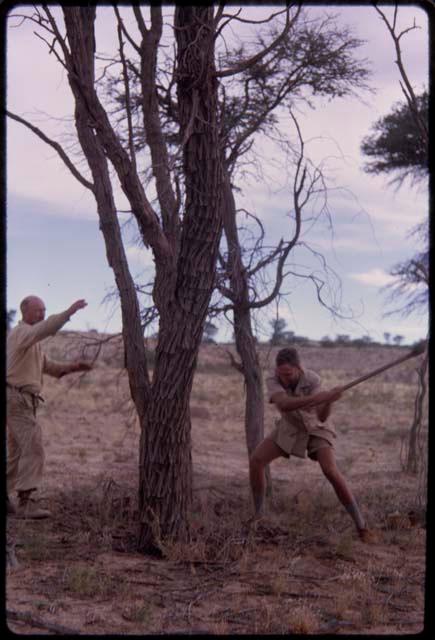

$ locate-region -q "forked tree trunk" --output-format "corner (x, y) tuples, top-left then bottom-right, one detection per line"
(137, 6), (223, 553)
(62, 6), (222, 554)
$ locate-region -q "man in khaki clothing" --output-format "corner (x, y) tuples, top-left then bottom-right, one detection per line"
(7, 295), (92, 519)
(249, 347), (376, 543)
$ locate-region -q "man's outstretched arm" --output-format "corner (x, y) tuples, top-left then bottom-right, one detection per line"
(18, 299), (89, 349)
(270, 387), (343, 414)
(43, 357), (93, 379)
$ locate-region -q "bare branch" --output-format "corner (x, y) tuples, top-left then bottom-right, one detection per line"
(115, 8), (141, 53)
(218, 6), (291, 27)
(115, 7), (137, 174)
(6, 109), (94, 192)
(247, 241), (284, 279)
(58, 8), (171, 262)
(216, 5), (301, 78)
(133, 5), (178, 246)
(372, 3), (428, 144)
(133, 5), (149, 40)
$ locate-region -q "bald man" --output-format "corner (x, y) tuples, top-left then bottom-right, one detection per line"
(7, 296), (92, 519)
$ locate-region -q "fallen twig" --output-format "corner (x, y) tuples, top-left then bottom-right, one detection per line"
(7, 609), (81, 635)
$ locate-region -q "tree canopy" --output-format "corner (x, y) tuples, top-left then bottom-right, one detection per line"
(360, 90), (428, 188)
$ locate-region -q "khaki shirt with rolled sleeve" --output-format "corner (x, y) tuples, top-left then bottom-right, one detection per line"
(266, 369), (336, 458)
(7, 311), (72, 396)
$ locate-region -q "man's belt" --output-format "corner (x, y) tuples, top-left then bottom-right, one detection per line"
(6, 383), (44, 403)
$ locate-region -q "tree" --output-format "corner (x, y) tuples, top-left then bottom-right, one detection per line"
(8, 6), (225, 554)
(364, 4), (429, 479)
(361, 90), (428, 188)
(393, 334), (404, 347)
(202, 321), (218, 344)
(7, 6), (372, 547)
(383, 332), (391, 345)
(360, 6), (428, 318)
(7, 309), (16, 331)
(270, 318), (287, 346)
(383, 222), (429, 318)
(104, 6), (371, 477)
(283, 331), (296, 343)
(320, 335), (334, 348)
(204, 8), (370, 471)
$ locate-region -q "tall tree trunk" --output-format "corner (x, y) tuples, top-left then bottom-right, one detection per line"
(62, 6), (222, 554)
(137, 6), (223, 553)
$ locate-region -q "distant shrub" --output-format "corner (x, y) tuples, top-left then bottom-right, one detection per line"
(320, 337), (334, 348)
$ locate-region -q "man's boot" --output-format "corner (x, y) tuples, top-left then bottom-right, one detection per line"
(15, 490), (51, 519)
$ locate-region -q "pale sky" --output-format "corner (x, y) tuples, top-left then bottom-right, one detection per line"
(5, 3), (430, 344)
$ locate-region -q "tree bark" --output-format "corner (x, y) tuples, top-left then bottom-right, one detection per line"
(137, 6), (223, 552)
(221, 171), (272, 492)
(62, 7), (150, 419)
(406, 348), (428, 474)
(61, 6), (223, 554)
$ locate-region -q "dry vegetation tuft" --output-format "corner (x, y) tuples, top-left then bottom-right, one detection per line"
(6, 335), (428, 634)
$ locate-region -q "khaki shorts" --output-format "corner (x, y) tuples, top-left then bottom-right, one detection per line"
(270, 421), (334, 461)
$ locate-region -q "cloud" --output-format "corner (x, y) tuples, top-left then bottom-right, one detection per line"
(309, 234), (379, 255)
(126, 246), (155, 270)
(349, 268), (396, 287)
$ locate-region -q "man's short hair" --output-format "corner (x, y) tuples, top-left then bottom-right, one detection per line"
(276, 347), (301, 368)
(20, 297), (33, 314)
(20, 296), (42, 315)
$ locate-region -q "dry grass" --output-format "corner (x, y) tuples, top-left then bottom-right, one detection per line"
(6, 337), (428, 635)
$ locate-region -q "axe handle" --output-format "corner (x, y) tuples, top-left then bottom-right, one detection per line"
(340, 350), (418, 393)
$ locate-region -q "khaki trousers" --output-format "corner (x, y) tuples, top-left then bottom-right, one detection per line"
(6, 388), (45, 494)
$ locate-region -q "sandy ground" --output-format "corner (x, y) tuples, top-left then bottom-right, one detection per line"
(6, 335), (429, 635)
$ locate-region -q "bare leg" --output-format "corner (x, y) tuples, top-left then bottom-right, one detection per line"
(315, 447), (366, 531)
(249, 438), (285, 520)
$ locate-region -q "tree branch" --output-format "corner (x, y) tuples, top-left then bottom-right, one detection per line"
(6, 109), (94, 192)
(115, 7), (137, 174)
(373, 3), (428, 144)
(7, 609), (81, 635)
(216, 5), (301, 78)
(57, 7), (171, 263)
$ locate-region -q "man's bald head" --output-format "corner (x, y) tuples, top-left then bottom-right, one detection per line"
(20, 296), (46, 325)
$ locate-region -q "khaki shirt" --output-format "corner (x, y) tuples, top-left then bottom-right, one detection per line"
(7, 312), (71, 395)
(265, 369), (336, 438)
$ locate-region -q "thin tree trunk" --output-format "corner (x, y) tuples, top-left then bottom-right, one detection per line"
(221, 171), (272, 493)
(62, 7), (150, 419)
(406, 349), (428, 474)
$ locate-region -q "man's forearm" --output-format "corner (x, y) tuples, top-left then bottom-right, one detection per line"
(20, 310), (72, 350)
(59, 363), (77, 378)
(316, 402), (332, 423)
(44, 360), (81, 378)
(274, 394), (318, 413)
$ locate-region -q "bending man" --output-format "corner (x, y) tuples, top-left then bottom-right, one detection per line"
(249, 347), (375, 543)
(7, 296), (92, 519)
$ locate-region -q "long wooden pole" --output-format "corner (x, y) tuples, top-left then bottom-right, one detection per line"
(340, 342), (426, 393)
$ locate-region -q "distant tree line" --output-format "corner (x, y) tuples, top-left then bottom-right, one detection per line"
(201, 316), (416, 348)
(268, 317), (411, 348)
(319, 334), (406, 348)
